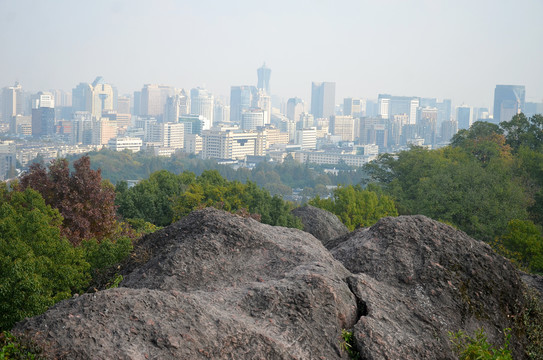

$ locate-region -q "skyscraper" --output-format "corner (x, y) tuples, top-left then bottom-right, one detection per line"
(344, 98), (364, 117)
(91, 77), (114, 119)
(311, 82), (335, 120)
(190, 87), (214, 126)
(31, 92), (55, 137)
(230, 86), (258, 123)
(377, 94), (419, 124)
(257, 63), (271, 95)
(456, 106), (472, 130)
(140, 84), (175, 118)
(1, 82), (23, 123)
(286, 97), (304, 122)
(493, 85), (525, 124)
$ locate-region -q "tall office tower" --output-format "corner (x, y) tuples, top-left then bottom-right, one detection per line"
(344, 98), (364, 117)
(190, 87), (214, 126)
(456, 106), (472, 130)
(140, 84), (175, 118)
(31, 91), (56, 137)
(378, 94), (419, 124)
(257, 63), (271, 94)
(71, 111), (93, 145)
(256, 90), (271, 125)
(0, 140), (16, 180)
(230, 85), (258, 123)
(1, 82), (23, 123)
(311, 82), (335, 120)
(72, 83), (93, 113)
(133, 91), (142, 116)
(91, 77), (114, 119)
(493, 85), (525, 124)
(213, 99), (230, 124)
(241, 109), (265, 130)
(365, 100), (378, 118)
(117, 96), (131, 115)
(164, 93), (187, 123)
(418, 108), (437, 145)
(179, 89), (190, 115)
(436, 99), (452, 124)
(286, 97), (304, 122)
(387, 115), (403, 147)
(377, 95), (390, 120)
(330, 115), (356, 141)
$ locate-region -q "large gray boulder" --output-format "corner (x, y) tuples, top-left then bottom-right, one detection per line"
(331, 215), (527, 359)
(14, 208), (359, 359)
(291, 205), (349, 246)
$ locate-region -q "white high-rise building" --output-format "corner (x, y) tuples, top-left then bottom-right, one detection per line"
(295, 127), (317, 150)
(32, 92), (55, 109)
(256, 90), (271, 125)
(201, 127), (266, 160)
(190, 87), (214, 126)
(378, 94), (419, 124)
(1, 83), (23, 123)
(241, 109), (265, 130)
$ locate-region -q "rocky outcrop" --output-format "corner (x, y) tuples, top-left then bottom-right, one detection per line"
(13, 210), (535, 359)
(291, 205), (349, 246)
(14, 208), (358, 359)
(331, 215), (526, 359)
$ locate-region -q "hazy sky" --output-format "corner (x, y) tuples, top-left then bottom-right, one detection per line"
(1, 0), (542, 110)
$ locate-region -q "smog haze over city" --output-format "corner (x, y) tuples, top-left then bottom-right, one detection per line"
(1, 0), (542, 107)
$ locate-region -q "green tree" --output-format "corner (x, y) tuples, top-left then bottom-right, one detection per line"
(172, 170), (302, 228)
(116, 170), (195, 226)
(500, 113), (543, 152)
(309, 184), (398, 231)
(0, 186), (89, 330)
(365, 146), (528, 242)
(496, 219), (543, 273)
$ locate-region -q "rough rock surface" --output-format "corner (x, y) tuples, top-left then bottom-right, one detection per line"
(14, 208), (358, 359)
(331, 215), (526, 360)
(13, 211), (534, 359)
(291, 205), (349, 246)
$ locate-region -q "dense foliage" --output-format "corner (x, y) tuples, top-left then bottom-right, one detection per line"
(117, 169), (303, 229)
(19, 156), (118, 246)
(0, 186), (89, 331)
(309, 184), (397, 231)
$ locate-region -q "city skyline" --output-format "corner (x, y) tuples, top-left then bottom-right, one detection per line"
(1, 0), (542, 109)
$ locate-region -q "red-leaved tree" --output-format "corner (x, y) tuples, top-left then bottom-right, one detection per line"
(20, 156), (117, 245)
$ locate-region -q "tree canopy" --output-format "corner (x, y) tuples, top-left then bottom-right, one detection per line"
(0, 186), (89, 330)
(20, 156), (117, 245)
(309, 184), (397, 231)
